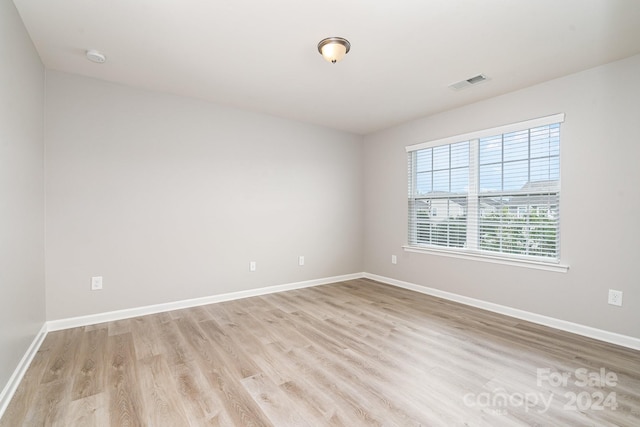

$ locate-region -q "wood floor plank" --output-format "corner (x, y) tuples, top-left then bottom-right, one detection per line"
(167, 313), (227, 423)
(108, 319), (132, 337)
(64, 391), (109, 426)
(2, 278), (639, 426)
(214, 302), (298, 385)
(40, 327), (84, 385)
(282, 344), (394, 426)
(170, 359), (224, 424)
(137, 355), (191, 426)
(71, 328), (108, 401)
(130, 314), (164, 360)
(203, 366), (274, 427)
(172, 313), (272, 426)
(154, 316), (196, 367)
(279, 377), (362, 426)
(198, 319), (262, 380)
(107, 332), (144, 427)
(241, 373), (313, 427)
(22, 379), (71, 426)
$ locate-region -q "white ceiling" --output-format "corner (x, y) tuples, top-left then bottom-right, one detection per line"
(13, 0), (640, 135)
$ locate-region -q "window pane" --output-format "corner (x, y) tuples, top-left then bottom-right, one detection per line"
(433, 170), (449, 192)
(416, 171), (432, 195)
(479, 194), (559, 258)
(416, 148), (432, 172)
(448, 211), (467, 248)
(530, 157), (550, 182)
(451, 167), (468, 193)
(550, 156), (559, 180)
(530, 127), (550, 158)
(433, 145), (450, 170)
(503, 130), (528, 161)
(415, 201), (431, 244)
(550, 124), (560, 156)
(479, 135), (502, 165)
(451, 142), (469, 168)
(415, 198), (467, 248)
(503, 160), (528, 191)
(480, 164), (502, 192)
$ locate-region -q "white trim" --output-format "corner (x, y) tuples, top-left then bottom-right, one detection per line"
(2, 269), (638, 421)
(406, 113), (565, 152)
(47, 273), (364, 331)
(363, 273), (640, 351)
(0, 323), (48, 420)
(402, 245), (569, 273)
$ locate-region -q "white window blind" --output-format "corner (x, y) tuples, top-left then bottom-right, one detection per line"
(407, 114), (564, 263)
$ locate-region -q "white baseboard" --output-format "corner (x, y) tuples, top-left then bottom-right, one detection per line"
(47, 272), (365, 331)
(363, 272), (640, 351)
(0, 323), (48, 420)
(1, 273), (363, 420)
(2, 271), (638, 422)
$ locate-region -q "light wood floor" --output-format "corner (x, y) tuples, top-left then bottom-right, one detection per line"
(2, 279), (639, 426)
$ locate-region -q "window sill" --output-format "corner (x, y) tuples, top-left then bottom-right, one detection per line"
(402, 245), (569, 273)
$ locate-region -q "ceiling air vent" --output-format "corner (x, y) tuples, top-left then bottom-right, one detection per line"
(449, 74), (488, 91)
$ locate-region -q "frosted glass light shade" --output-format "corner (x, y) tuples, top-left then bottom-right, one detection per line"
(321, 43), (346, 63)
(317, 37), (351, 64)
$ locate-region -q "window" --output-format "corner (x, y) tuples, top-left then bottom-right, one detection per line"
(407, 114), (564, 265)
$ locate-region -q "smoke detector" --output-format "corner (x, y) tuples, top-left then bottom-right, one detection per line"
(86, 50), (107, 64)
(449, 74), (488, 91)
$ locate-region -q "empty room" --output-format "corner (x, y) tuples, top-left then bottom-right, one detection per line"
(1, 0), (639, 425)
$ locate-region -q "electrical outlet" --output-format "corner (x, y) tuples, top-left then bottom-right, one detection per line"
(298, 256), (305, 266)
(391, 255), (397, 264)
(608, 289), (623, 307)
(91, 276), (103, 291)
(249, 261), (256, 272)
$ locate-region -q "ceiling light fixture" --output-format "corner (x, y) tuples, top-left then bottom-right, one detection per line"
(86, 49), (106, 64)
(317, 37), (351, 64)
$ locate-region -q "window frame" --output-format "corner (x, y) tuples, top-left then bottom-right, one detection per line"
(405, 114), (569, 273)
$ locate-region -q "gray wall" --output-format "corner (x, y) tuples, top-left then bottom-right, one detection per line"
(45, 71), (363, 320)
(0, 0), (45, 394)
(363, 54), (640, 338)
